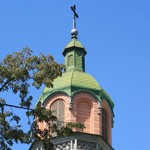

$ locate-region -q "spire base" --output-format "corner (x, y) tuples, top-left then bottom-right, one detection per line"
(71, 28), (78, 38)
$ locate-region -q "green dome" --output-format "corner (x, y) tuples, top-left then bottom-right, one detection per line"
(37, 38), (114, 109)
(38, 70), (114, 109)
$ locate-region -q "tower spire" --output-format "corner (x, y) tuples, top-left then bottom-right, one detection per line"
(71, 5), (79, 38)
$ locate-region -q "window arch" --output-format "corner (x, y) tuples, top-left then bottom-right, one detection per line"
(102, 108), (108, 141)
(77, 100), (91, 133)
(68, 55), (73, 66)
(51, 99), (65, 122)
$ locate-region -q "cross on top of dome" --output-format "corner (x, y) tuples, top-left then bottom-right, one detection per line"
(71, 5), (79, 38)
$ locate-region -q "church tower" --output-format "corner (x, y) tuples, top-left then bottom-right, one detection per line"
(30, 5), (114, 150)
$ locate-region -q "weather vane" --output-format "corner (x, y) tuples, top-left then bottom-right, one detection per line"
(71, 5), (79, 38)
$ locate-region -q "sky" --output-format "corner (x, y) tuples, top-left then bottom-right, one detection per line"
(0, 0), (150, 150)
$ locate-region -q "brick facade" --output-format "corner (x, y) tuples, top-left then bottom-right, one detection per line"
(38, 92), (113, 146)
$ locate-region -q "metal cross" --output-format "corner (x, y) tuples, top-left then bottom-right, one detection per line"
(71, 5), (79, 19)
(71, 5), (79, 29)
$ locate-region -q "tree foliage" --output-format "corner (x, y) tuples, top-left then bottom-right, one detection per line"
(0, 48), (84, 150)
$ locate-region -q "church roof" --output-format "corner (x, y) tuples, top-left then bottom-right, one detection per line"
(65, 38), (84, 49)
(63, 38), (87, 56)
(37, 70), (114, 109)
(38, 70), (100, 101)
(36, 37), (114, 109)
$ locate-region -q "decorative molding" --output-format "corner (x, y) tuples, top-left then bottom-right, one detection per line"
(29, 132), (114, 150)
(98, 101), (102, 115)
(69, 96), (72, 110)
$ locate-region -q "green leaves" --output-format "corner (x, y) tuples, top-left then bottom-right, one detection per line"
(0, 48), (84, 150)
(29, 104), (85, 149)
(0, 99), (29, 149)
(0, 47), (64, 108)
(0, 48), (64, 149)
(10, 115), (20, 124)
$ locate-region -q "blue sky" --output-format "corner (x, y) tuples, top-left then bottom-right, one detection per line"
(0, 1), (150, 150)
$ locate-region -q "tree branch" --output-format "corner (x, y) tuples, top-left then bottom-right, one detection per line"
(0, 103), (33, 111)
(0, 77), (14, 92)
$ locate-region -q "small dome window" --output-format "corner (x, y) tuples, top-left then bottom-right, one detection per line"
(68, 55), (73, 66)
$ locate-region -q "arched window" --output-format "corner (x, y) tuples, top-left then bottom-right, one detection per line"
(77, 100), (91, 133)
(68, 55), (73, 66)
(51, 100), (65, 122)
(102, 108), (108, 141)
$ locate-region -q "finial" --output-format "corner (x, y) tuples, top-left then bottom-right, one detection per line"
(71, 5), (79, 38)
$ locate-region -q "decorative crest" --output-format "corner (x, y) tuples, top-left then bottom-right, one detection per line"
(71, 5), (79, 38)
